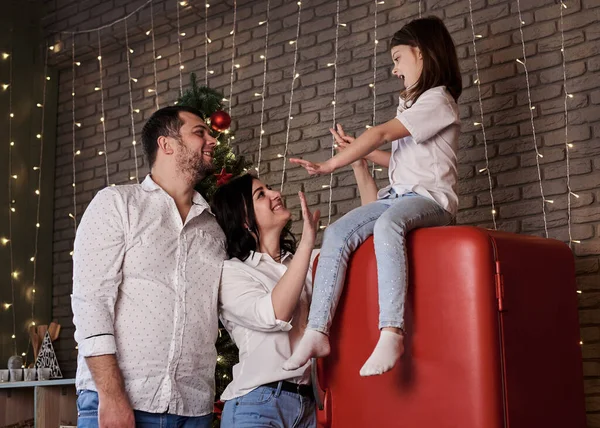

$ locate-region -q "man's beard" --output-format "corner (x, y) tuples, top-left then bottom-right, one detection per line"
(176, 143), (215, 185)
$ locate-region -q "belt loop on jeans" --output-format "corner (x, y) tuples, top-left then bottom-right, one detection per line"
(274, 380), (283, 397)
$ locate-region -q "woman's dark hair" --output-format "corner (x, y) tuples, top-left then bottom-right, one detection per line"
(141, 105), (205, 167)
(211, 173), (297, 261)
(390, 16), (462, 105)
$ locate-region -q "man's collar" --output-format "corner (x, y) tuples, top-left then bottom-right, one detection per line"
(141, 174), (161, 191)
(141, 174), (213, 214)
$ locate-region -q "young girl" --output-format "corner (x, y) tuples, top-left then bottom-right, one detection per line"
(212, 175), (320, 427)
(284, 16), (462, 377)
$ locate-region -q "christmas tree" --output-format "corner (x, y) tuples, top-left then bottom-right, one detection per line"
(177, 73), (252, 201)
(176, 74), (245, 414)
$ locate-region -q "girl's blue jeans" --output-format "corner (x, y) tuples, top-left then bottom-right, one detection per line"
(307, 192), (453, 333)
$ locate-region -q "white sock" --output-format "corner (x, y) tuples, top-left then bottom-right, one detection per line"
(283, 330), (331, 371)
(359, 330), (404, 377)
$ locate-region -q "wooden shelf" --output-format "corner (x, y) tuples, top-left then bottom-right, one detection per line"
(0, 379), (76, 428)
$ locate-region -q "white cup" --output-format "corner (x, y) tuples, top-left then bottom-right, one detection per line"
(0, 369), (9, 382)
(24, 368), (37, 381)
(37, 367), (51, 381)
(9, 368), (23, 382)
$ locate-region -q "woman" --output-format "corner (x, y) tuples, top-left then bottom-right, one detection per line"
(211, 173), (320, 428)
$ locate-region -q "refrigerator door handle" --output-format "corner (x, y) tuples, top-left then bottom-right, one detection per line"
(311, 357), (332, 428)
(311, 357), (325, 410)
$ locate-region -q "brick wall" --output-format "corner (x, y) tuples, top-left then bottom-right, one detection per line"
(43, 0), (600, 422)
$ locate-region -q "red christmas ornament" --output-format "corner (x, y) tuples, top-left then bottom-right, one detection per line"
(213, 400), (225, 420)
(215, 168), (234, 187)
(209, 110), (231, 132)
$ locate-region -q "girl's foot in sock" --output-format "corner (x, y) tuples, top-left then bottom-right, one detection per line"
(359, 330), (404, 377)
(283, 330), (330, 371)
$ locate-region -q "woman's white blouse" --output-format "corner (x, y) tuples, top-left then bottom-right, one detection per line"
(219, 249), (319, 401)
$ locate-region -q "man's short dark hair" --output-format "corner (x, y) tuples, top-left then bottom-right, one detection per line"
(141, 105), (205, 168)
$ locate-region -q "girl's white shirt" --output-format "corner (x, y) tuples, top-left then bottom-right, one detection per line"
(378, 86), (461, 216)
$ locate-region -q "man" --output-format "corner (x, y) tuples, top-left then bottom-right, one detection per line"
(72, 106), (226, 428)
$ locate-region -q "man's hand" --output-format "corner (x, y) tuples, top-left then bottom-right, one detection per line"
(98, 394), (135, 428)
(85, 355), (135, 428)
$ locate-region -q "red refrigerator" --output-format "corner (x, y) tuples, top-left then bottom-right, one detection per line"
(313, 226), (586, 428)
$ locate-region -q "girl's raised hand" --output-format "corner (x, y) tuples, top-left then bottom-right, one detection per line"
(331, 124), (367, 169)
(288, 158), (334, 176)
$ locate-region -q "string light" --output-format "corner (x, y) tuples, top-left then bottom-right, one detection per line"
(29, 42), (50, 332)
(149, 0), (159, 109)
(559, 1), (576, 247)
(419, 0), (422, 18)
(71, 38), (78, 241)
(228, 0), (238, 118)
(468, 0), (497, 229)
(124, 19), (140, 183)
(516, 0), (548, 237)
(327, 0), (341, 226)
(204, 0), (209, 85)
(257, 0), (271, 178)
(5, 38), (17, 354)
(279, 1), (302, 193)
(370, 0), (379, 177)
(176, 0), (184, 96)
(97, 30), (110, 186)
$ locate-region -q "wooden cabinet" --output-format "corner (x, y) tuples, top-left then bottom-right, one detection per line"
(0, 379), (76, 428)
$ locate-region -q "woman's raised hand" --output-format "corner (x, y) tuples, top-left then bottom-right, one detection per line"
(298, 191), (320, 248)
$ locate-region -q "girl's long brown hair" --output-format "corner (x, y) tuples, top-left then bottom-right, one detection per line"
(391, 16), (462, 106)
